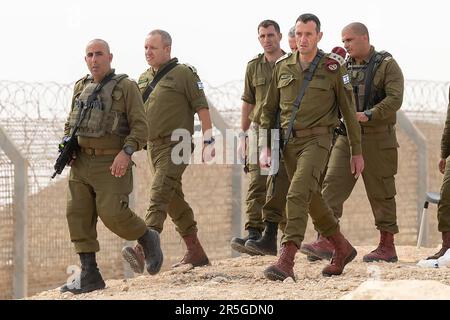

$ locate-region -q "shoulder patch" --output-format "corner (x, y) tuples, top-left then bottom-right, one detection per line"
(326, 52), (346, 66)
(183, 63), (197, 74)
(75, 74), (90, 86)
(384, 56), (393, 62)
(276, 52), (292, 64)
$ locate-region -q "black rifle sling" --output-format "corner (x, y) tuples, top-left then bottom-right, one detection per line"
(283, 51), (324, 149)
(86, 71), (116, 106)
(362, 51), (391, 110)
(142, 61), (179, 103)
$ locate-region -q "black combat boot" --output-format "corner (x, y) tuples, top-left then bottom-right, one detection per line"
(230, 227), (261, 255)
(121, 228), (164, 275)
(245, 222), (278, 256)
(60, 252), (105, 294)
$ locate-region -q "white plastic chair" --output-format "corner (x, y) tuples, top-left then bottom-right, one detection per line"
(417, 192), (440, 248)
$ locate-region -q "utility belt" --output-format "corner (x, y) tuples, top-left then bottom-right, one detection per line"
(335, 123), (394, 136)
(283, 126), (332, 139)
(361, 124), (395, 135)
(80, 147), (121, 156)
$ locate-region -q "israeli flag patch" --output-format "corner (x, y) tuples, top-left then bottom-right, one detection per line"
(342, 74), (350, 85)
(197, 81), (204, 90)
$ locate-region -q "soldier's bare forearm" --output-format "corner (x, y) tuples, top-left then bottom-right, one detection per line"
(197, 107), (213, 138)
(241, 102), (255, 131)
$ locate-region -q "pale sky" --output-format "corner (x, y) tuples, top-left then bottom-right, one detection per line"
(1, 0), (449, 86)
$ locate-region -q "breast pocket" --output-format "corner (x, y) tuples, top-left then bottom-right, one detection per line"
(112, 89), (123, 108)
(138, 81), (149, 94)
(158, 80), (177, 91)
(254, 77), (267, 102)
(277, 76), (297, 104)
(303, 80), (330, 103)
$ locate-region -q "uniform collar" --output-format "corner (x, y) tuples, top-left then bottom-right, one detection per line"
(88, 68), (115, 82)
(261, 50), (286, 64)
(349, 46), (376, 65)
(151, 57), (178, 76)
(291, 49), (325, 67)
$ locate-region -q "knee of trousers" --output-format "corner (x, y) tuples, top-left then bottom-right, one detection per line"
(150, 172), (182, 203)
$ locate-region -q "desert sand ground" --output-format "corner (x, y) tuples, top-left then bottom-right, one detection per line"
(29, 246), (450, 300)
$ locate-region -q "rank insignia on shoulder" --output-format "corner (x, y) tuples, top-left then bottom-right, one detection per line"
(197, 81), (204, 90)
(249, 54), (262, 62)
(384, 56), (393, 61)
(276, 52), (291, 64)
(342, 74), (350, 85)
(184, 63), (197, 74)
(325, 47), (346, 72)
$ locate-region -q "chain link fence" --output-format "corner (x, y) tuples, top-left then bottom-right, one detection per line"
(0, 79), (449, 299)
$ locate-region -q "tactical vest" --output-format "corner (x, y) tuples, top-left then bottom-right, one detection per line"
(68, 74), (130, 138)
(346, 50), (392, 112)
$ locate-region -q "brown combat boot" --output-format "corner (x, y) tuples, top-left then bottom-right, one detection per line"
(121, 243), (145, 274)
(263, 241), (298, 281)
(427, 231), (450, 260)
(363, 231), (398, 263)
(322, 231), (357, 277)
(172, 233), (211, 268)
(300, 235), (334, 261)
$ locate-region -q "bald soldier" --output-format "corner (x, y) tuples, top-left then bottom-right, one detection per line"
(259, 14), (364, 281)
(230, 20), (290, 257)
(122, 30), (215, 274)
(423, 86), (450, 260)
(301, 22), (404, 263)
(60, 39), (153, 294)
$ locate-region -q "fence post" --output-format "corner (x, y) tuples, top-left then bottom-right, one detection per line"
(123, 165), (136, 279)
(0, 125), (28, 298)
(397, 110), (429, 246)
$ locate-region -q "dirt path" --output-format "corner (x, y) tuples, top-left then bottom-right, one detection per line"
(29, 246), (450, 300)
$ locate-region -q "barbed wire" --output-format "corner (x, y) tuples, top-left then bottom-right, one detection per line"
(1, 79), (448, 123)
(0, 78), (446, 195)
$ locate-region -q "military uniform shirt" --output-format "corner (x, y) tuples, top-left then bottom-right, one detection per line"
(64, 71), (148, 151)
(441, 87), (450, 159)
(137, 58), (208, 141)
(347, 46), (404, 127)
(242, 53), (283, 124)
(260, 51), (362, 155)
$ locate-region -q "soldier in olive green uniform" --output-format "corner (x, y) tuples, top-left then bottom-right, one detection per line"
(424, 87), (450, 260)
(301, 23), (404, 263)
(259, 14), (364, 281)
(60, 39), (159, 294)
(230, 20), (290, 257)
(122, 30), (214, 274)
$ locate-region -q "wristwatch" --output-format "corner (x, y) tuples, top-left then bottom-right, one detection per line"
(363, 110), (373, 121)
(123, 145), (135, 156)
(203, 137), (215, 145)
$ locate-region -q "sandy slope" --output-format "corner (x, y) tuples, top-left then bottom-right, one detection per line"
(29, 246), (450, 300)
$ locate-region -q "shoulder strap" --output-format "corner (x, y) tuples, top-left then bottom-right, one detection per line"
(283, 51), (324, 149)
(363, 51), (392, 110)
(142, 61), (179, 103)
(86, 71), (116, 106)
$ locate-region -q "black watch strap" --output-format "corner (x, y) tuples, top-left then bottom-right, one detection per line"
(123, 145), (135, 156)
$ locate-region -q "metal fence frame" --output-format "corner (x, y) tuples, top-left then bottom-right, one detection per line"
(0, 125), (28, 299)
